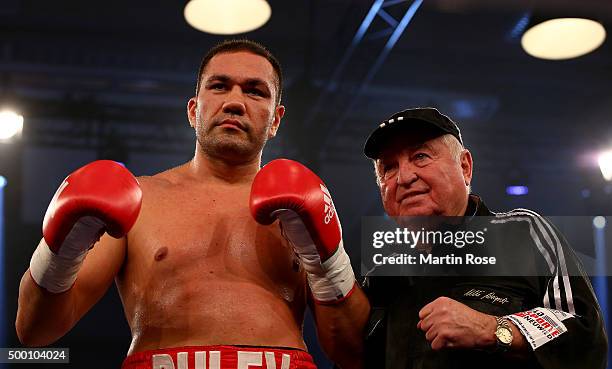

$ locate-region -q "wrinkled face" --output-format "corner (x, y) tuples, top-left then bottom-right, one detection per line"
(187, 51), (284, 164)
(375, 133), (472, 217)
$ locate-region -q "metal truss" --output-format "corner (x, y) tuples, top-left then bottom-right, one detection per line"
(302, 0), (424, 160)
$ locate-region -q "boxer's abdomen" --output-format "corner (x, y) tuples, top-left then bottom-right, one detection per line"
(116, 176), (308, 354)
(122, 279), (307, 354)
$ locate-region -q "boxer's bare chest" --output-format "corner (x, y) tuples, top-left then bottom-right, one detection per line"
(120, 176), (305, 314)
(139, 182), (299, 280)
(117, 175), (308, 350)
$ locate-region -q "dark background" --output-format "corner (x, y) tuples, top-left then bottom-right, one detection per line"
(1, 0), (612, 368)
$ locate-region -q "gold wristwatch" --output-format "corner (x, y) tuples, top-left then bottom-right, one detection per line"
(494, 316), (513, 352)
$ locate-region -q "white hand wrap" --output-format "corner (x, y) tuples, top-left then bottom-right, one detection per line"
(30, 238), (88, 293)
(30, 216), (104, 293)
(277, 210), (355, 302)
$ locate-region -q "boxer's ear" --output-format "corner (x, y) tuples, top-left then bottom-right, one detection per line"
(268, 104), (285, 138)
(187, 98), (197, 128)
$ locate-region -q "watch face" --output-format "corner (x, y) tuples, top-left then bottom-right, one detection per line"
(496, 327), (513, 345)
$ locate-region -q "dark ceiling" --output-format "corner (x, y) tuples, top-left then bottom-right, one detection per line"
(1, 1), (611, 162)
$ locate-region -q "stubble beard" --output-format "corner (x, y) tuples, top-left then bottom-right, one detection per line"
(195, 112), (272, 165)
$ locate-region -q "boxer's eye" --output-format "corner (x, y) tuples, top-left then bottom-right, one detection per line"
(246, 88), (264, 97)
(209, 83), (227, 91)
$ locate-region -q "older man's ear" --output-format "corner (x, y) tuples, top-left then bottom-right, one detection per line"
(460, 149), (473, 187)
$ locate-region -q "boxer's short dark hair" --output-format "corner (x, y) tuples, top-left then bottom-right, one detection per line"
(195, 39), (283, 105)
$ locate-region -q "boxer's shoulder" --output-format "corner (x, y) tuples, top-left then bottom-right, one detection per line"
(136, 165), (188, 192)
(136, 175), (172, 192)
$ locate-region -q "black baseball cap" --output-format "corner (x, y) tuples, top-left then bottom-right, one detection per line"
(363, 107), (463, 159)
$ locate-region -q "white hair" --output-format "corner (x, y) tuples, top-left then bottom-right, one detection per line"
(440, 134), (463, 162)
(441, 134), (471, 193)
(372, 134), (470, 192)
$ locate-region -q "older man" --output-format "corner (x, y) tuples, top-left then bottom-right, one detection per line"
(361, 107), (607, 369)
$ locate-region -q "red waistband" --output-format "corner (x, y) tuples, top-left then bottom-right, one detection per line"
(122, 345), (317, 369)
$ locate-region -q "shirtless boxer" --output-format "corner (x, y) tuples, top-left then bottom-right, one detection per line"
(16, 39), (369, 369)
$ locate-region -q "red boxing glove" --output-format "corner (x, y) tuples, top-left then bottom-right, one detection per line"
(30, 160), (142, 293)
(250, 159), (355, 303)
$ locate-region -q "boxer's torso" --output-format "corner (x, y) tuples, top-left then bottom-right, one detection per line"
(116, 164), (308, 354)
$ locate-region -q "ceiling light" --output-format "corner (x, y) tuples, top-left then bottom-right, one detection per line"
(593, 216), (606, 229)
(598, 150), (612, 181)
(184, 0), (271, 35)
(521, 18), (606, 60)
(0, 110), (24, 141)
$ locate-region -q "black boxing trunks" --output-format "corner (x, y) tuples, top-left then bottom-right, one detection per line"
(122, 345), (318, 369)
